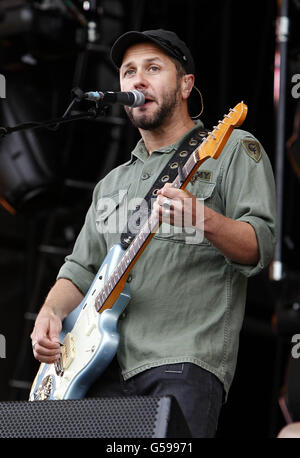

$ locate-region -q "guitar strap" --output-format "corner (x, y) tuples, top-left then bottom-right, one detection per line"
(120, 127), (209, 249)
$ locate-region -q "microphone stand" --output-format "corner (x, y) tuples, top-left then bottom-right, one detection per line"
(268, 0), (290, 438)
(270, 0), (289, 282)
(0, 87), (106, 139)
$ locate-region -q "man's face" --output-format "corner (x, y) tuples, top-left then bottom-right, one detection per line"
(119, 42), (182, 130)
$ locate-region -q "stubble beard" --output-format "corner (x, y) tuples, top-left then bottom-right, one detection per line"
(124, 84), (181, 131)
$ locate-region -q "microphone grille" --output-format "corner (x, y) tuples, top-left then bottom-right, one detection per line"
(131, 90), (145, 107)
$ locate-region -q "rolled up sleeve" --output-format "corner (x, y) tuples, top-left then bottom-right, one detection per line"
(221, 132), (277, 277)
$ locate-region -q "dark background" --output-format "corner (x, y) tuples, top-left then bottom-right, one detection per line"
(0, 0), (300, 438)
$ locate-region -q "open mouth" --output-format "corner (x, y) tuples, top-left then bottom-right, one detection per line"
(142, 97), (155, 106)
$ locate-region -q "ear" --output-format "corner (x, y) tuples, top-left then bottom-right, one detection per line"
(181, 74), (194, 100)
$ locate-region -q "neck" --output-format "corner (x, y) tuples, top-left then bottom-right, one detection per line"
(139, 114), (195, 154)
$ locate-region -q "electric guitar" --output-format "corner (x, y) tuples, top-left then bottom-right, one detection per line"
(29, 102), (248, 401)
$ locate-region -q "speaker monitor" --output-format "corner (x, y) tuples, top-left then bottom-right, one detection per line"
(0, 396), (191, 438)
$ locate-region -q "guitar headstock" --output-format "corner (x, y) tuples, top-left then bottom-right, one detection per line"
(196, 101), (248, 162)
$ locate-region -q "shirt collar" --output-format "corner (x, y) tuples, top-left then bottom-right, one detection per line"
(130, 119), (204, 164)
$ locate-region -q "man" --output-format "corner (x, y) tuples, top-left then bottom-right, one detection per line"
(30, 29), (276, 437)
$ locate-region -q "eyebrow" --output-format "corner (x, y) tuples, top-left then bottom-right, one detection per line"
(121, 56), (164, 71)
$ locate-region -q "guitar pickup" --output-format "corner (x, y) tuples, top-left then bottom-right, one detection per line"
(61, 333), (75, 370)
(85, 303), (96, 336)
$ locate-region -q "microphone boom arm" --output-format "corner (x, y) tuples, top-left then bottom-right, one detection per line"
(0, 87), (109, 139)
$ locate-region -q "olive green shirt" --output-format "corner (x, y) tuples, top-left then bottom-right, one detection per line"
(57, 120), (276, 396)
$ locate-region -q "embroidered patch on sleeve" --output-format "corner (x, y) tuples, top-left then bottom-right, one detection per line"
(242, 139), (262, 162)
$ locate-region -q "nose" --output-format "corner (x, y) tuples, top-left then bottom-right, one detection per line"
(133, 69), (149, 91)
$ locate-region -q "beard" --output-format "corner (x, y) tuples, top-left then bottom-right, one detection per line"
(124, 84), (181, 130)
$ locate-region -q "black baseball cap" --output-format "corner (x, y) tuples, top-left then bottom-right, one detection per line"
(110, 29), (195, 75)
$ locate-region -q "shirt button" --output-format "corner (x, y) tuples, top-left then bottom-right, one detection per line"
(141, 172), (150, 180)
(127, 274), (133, 283)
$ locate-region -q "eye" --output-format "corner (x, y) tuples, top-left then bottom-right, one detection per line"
(148, 65), (160, 72)
(123, 68), (135, 77)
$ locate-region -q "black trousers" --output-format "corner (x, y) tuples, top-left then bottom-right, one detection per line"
(86, 357), (224, 438)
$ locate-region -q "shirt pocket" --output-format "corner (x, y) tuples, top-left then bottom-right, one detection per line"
(154, 181), (217, 246)
(95, 188), (129, 246)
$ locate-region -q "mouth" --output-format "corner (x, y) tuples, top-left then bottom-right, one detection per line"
(140, 97), (155, 107)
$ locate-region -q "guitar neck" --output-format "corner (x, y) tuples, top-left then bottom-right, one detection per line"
(95, 103), (247, 313)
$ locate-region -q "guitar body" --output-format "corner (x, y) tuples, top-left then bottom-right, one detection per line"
(29, 243), (130, 401)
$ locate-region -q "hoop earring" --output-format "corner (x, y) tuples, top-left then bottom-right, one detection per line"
(191, 85), (204, 119)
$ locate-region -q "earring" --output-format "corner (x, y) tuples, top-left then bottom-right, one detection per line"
(191, 85), (204, 119)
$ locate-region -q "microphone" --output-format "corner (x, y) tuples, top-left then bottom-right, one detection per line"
(83, 90), (145, 107)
